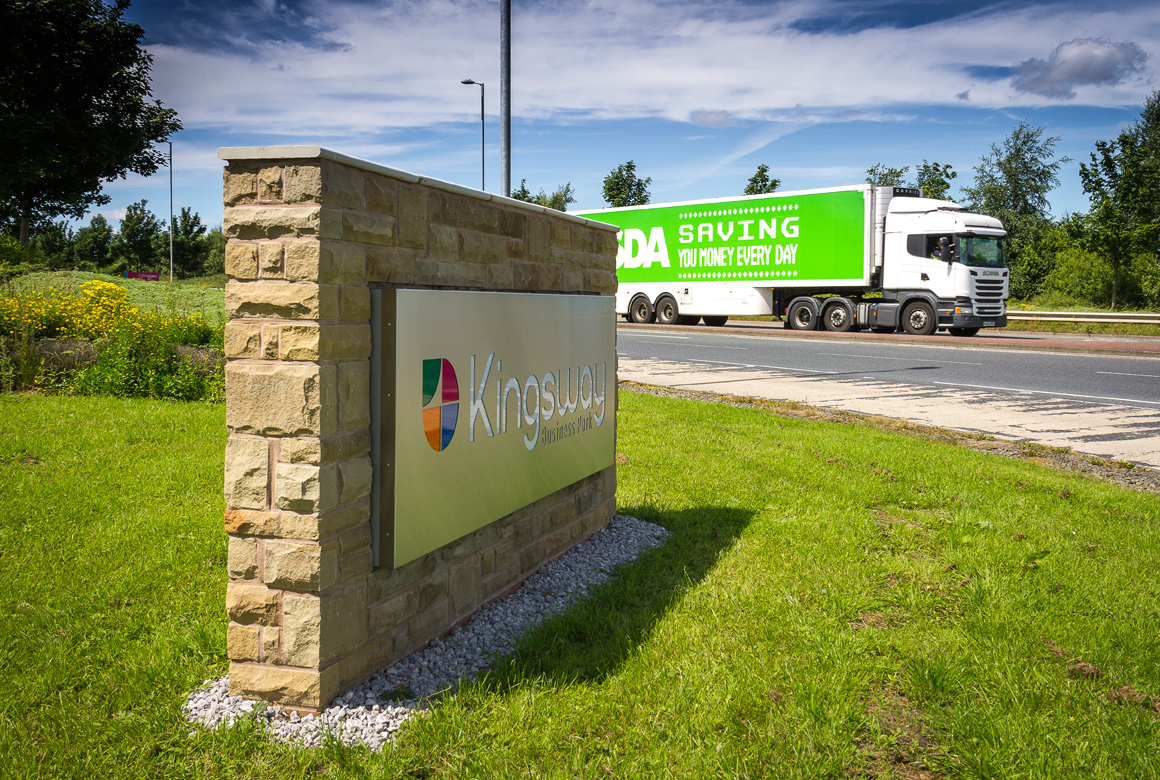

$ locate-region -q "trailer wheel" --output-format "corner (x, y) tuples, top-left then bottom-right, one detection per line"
(788, 299), (818, 330)
(902, 302), (936, 336)
(949, 327), (980, 337)
(655, 295), (680, 326)
(822, 302), (856, 332)
(676, 315), (701, 325)
(872, 326), (896, 334)
(702, 316), (728, 327)
(629, 295), (654, 324)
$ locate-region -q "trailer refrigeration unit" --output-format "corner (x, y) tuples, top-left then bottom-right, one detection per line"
(575, 185), (1009, 336)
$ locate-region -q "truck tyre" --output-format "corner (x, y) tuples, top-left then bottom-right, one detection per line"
(822, 302), (856, 332)
(902, 301), (937, 336)
(872, 325), (896, 334)
(677, 315), (701, 325)
(949, 327), (980, 337)
(654, 295), (680, 326)
(702, 316), (728, 327)
(629, 295), (654, 324)
(788, 299), (818, 330)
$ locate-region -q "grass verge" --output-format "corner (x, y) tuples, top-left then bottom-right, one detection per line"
(8, 271), (226, 325)
(2, 390), (1159, 778)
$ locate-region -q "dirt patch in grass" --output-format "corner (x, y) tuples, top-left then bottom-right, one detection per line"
(853, 688), (944, 779)
(1105, 685), (1160, 713)
(622, 382), (1160, 495)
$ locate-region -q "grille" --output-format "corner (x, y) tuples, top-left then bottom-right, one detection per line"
(973, 277), (1006, 300)
(976, 303), (1005, 317)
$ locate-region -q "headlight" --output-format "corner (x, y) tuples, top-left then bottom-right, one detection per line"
(955, 306), (972, 314)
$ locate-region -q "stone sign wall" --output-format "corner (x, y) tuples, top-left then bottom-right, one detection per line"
(219, 146), (618, 710)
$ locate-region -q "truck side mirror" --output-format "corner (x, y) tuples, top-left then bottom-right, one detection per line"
(938, 237), (953, 262)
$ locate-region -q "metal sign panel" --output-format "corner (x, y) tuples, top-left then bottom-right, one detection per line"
(374, 289), (616, 568)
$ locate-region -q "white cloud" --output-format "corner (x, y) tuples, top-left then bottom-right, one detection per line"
(1012, 38), (1147, 98)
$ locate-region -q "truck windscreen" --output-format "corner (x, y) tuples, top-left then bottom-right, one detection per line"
(959, 236), (1007, 268)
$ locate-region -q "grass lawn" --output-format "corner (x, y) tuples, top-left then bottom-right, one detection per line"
(2, 389), (1159, 778)
(7, 271), (226, 326)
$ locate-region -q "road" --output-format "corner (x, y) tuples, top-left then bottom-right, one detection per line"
(616, 323), (1160, 468)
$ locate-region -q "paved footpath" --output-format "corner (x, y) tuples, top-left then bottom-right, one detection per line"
(618, 327), (1160, 469)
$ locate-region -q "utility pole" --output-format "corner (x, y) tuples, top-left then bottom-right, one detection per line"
(168, 141), (174, 283)
(500, 0), (511, 197)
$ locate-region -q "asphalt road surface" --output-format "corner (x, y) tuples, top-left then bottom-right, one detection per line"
(617, 323), (1160, 469)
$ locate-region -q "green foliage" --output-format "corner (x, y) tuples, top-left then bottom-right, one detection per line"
(72, 214), (114, 270)
(111, 199), (163, 273)
(510, 179), (577, 212)
(202, 227), (226, 276)
(866, 163), (909, 186)
(962, 122), (1069, 220)
(0, 0), (181, 242)
(744, 163), (780, 195)
(602, 160), (651, 207)
(912, 160), (957, 200)
(72, 326), (223, 402)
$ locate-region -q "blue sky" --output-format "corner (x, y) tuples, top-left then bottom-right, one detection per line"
(100, 0), (1160, 229)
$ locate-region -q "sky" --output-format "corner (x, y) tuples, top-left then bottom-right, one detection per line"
(96, 0), (1160, 230)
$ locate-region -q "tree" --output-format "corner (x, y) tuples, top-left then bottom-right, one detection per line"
(744, 164), (780, 195)
(203, 227), (227, 276)
(961, 122), (1070, 298)
(169, 207), (209, 278)
(866, 164), (909, 187)
(912, 160), (957, 200)
(1076, 91), (1160, 308)
(32, 221), (75, 267)
(602, 161), (651, 207)
(72, 214), (114, 271)
(510, 179), (577, 212)
(0, 0), (181, 244)
(111, 200), (162, 272)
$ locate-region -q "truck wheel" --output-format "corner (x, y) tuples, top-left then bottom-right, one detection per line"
(788, 300), (817, 330)
(872, 326), (896, 334)
(629, 296), (654, 324)
(702, 316), (728, 327)
(677, 315), (701, 325)
(654, 295), (680, 325)
(949, 327), (980, 337)
(902, 302), (937, 336)
(822, 302), (856, 332)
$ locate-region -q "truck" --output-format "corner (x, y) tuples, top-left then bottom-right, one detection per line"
(574, 185), (1009, 336)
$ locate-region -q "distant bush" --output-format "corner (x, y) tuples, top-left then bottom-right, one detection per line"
(0, 279), (223, 401)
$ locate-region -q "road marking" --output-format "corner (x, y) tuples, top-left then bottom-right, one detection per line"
(1097, 371), (1160, 378)
(627, 334), (690, 340)
(932, 381), (1160, 407)
(820, 352), (983, 366)
(687, 345), (747, 350)
(684, 358), (835, 374)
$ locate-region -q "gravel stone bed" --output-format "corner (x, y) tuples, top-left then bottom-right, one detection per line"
(183, 514), (669, 750)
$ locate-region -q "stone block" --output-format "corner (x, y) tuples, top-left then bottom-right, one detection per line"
(223, 168), (257, 206)
(343, 213), (395, 246)
(223, 205), (321, 240)
(365, 175), (396, 216)
(274, 462), (339, 514)
(229, 663), (321, 709)
(322, 161), (366, 210)
(415, 259), (486, 289)
(498, 209), (526, 240)
(485, 265), (514, 291)
(264, 539), (339, 591)
(278, 325), (318, 361)
(226, 363), (337, 437)
(337, 361), (371, 432)
(226, 582), (280, 625)
(341, 548), (374, 582)
(339, 456), (373, 503)
(573, 227), (603, 253)
(320, 323), (372, 361)
(225, 280), (340, 321)
(225, 243), (258, 280)
(511, 260), (563, 292)
(368, 589), (416, 637)
(550, 221), (571, 249)
(460, 230), (507, 265)
(224, 322), (261, 360)
(427, 225), (459, 262)
(407, 599), (450, 645)
(281, 430), (369, 465)
(224, 509), (280, 537)
(319, 207), (345, 240)
(397, 184), (427, 250)
(505, 238), (525, 260)
(281, 438), (322, 464)
(224, 437), (268, 510)
(285, 165), (322, 203)
(526, 217), (550, 262)
(447, 556), (482, 617)
(260, 324), (279, 360)
(228, 623), (261, 662)
(228, 536), (259, 580)
(368, 551), (439, 603)
(562, 270), (585, 292)
(585, 269), (618, 295)
(258, 167), (282, 201)
(366, 247), (416, 284)
(319, 243), (366, 285)
(261, 626), (280, 662)
(282, 587), (367, 667)
(340, 286), (371, 321)
(284, 241), (320, 282)
(434, 193), (491, 233)
(259, 242), (284, 278)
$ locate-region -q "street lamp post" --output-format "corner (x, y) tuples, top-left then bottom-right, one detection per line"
(461, 79), (485, 191)
(168, 141), (174, 283)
